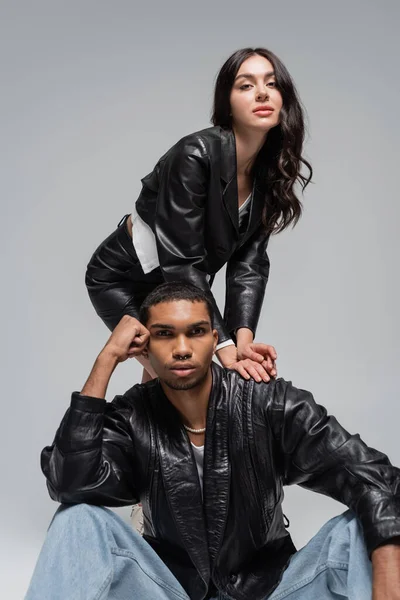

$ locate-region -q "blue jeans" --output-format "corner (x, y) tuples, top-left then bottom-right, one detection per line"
(25, 504), (372, 600)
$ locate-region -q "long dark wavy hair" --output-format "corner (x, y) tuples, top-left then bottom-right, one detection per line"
(212, 47), (312, 234)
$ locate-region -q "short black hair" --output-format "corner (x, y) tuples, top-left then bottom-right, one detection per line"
(139, 282), (214, 327)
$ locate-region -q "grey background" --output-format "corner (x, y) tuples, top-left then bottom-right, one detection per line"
(1, 0), (399, 597)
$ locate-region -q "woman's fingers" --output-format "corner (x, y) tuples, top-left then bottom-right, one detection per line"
(227, 358), (274, 383)
(251, 343), (278, 360)
(234, 363), (251, 380)
(242, 359), (270, 383)
(243, 349), (265, 363)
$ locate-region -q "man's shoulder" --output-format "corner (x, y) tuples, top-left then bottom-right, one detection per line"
(247, 376), (295, 410)
(110, 379), (159, 414)
(215, 364), (292, 406)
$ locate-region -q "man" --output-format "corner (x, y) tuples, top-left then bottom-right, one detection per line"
(26, 282), (400, 600)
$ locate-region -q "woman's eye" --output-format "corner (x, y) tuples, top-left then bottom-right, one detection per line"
(239, 84), (252, 90)
(267, 81), (276, 88)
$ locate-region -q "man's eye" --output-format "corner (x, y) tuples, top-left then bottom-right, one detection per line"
(156, 330), (172, 337)
(191, 328), (205, 335)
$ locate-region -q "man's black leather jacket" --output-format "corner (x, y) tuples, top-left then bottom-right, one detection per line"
(135, 125), (271, 345)
(42, 364), (400, 600)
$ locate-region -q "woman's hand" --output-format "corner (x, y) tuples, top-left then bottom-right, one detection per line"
(215, 344), (272, 383)
(237, 342), (278, 378)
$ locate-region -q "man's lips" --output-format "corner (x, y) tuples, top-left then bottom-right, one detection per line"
(169, 364), (197, 376)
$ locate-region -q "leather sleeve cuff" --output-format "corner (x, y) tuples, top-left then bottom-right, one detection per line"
(364, 517), (400, 557)
(71, 391), (107, 413)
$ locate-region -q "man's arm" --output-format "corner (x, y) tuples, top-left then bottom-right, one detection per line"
(267, 379), (400, 597)
(372, 542), (400, 600)
(41, 316), (149, 506)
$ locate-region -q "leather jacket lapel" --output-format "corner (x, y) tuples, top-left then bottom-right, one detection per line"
(149, 383), (211, 584)
(220, 128), (239, 234)
(203, 364), (231, 563)
(241, 178), (266, 241)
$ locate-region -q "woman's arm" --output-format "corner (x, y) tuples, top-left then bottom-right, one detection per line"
(153, 137), (276, 379)
(154, 137), (232, 346)
(223, 224), (270, 343)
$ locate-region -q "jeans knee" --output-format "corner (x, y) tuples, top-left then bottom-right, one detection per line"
(49, 503), (107, 530)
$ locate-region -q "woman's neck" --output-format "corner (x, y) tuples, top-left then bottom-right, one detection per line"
(233, 124), (268, 177)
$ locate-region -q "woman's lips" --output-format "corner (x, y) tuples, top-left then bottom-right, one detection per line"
(254, 109), (274, 116)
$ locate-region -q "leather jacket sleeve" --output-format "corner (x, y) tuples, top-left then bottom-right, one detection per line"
(269, 379), (400, 555)
(154, 139), (231, 344)
(224, 224), (270, 341)
(40, 392), (139, 506)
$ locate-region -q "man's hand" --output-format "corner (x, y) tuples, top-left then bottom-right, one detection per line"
(103, 315), (150, 363)
(81, 315), (149, 399)
(237, 342), (278, 378)
(372, 541), (400, 600)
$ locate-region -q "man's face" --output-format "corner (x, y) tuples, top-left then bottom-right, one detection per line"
(144, 300), (218, 390)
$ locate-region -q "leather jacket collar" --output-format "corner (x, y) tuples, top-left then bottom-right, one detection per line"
(219, 126), (265, 235)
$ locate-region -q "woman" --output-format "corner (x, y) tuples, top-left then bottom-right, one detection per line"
(85, 47), (312, 383)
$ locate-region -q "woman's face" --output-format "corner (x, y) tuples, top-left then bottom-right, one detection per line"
(230, 54), (283, 133)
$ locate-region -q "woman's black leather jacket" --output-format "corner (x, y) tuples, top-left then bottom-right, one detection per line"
(135, 125), (271, 344)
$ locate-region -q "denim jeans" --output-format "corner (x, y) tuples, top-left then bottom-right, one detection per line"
(25, 504), (372, 600)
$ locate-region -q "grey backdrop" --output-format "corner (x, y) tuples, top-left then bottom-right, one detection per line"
(1, 1), (399, 597)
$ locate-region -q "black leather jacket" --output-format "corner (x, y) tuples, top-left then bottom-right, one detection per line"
(135, 126), (270, 345)
(42, 363), (400, 600)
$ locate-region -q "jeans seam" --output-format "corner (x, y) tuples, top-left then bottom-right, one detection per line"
(110, 546), (189, 599)
(92, 570), (113, 600)
(270, 560), (349, 600)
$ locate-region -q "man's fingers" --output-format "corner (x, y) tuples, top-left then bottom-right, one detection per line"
(131, 332), (150, 346)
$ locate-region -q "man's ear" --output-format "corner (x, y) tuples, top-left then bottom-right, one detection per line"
(212, 329), (218, 352)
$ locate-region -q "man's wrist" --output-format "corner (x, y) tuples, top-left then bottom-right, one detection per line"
(97, 347), (121, 369)
(81, 350), (119, 398)
(372, 541), (400, 599)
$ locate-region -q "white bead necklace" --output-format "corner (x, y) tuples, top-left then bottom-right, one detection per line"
(184, 425), (206, 434)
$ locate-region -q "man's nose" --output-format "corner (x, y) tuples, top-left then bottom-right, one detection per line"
(172, 335), (192, 359)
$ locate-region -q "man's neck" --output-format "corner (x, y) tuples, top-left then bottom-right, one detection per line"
(160, 368), (213, 430)
(233, 124), (268, 176)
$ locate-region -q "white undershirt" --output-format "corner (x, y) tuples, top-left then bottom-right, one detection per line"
(131, 193), (252, 350)
(191, 442), (204, 497)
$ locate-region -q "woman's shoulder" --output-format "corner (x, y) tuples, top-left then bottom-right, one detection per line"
(168, 125), (223, 157)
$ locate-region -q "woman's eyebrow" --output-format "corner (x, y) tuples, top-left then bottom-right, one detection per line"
(234, 70), (275, 82)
